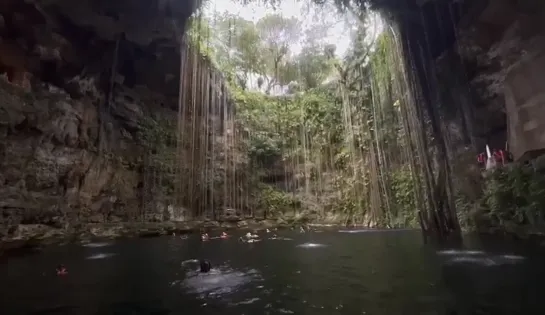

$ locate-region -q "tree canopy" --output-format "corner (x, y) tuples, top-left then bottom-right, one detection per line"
(183, 8), (421, 226)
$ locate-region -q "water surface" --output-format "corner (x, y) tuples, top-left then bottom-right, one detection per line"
(1, 229), (544, 314)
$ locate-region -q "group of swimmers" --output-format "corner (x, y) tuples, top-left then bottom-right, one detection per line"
(198, 226), (310, 243)
(57, 226), (309, 276)
(200, 231), (230, 241)
(200, 229), (280, 243)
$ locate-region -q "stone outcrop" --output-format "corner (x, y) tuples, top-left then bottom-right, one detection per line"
(456, 0), (545, 161)
(0, 0), (253, 244)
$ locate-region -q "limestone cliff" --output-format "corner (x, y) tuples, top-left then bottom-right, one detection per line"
(0, 0), (250, 241)
(455, 0), (545, 161)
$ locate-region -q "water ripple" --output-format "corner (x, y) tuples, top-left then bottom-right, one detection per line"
(180, 266), (262, 299)
(86, 253), (116, 260)
(82, 242), (112, 248)
(437, 249), (485, 256)
(296, 242), (327, 248)
(438, 249), (525, 266)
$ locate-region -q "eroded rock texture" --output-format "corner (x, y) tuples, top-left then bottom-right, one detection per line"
(0, 0), (249, 240)
(456, 0), (545, 160)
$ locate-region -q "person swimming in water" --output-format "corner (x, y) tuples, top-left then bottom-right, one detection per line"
(239, 232), (260, 243)
(220, 231), (229, 239)
(56, 264), (68, 276)
(200, 260), (211, 273)
(201, 233), (209, 241)
(239, 237), (260, 243)
(245, 232), (258, 239)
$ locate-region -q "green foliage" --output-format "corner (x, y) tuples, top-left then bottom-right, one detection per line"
(295, 45), (336, 89)
(256, 184), (300, 216)
(235, 85), (342, 164)
(135, 116), (178, 197)
(183, 1), (545, 235)
(390, 166), (418, 227)
(186, 15), (216, 59)
(477, 165), (545, 233)
(189, 10), (338, 93)
(136, 116), (176, 151)
(184, 6), (425, 227)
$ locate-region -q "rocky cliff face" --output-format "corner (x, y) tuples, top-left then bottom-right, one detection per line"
(455, 0), (545, 160)
(0, 0), (251, 242)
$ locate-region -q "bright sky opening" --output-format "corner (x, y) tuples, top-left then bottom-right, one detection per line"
(204, 0), (353, 56)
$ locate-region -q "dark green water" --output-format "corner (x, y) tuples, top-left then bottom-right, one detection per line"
(1, 229), (545, 314)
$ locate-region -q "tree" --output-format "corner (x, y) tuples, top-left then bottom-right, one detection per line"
(293, 44), (336, 89)
(210, 14), (264, 89)
(256, 14), (301, 93)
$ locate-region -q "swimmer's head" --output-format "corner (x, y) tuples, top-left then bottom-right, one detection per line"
(200, 260), (211, 273)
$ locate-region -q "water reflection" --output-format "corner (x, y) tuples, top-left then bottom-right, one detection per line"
(181, 259), (200, 266)
(177, 263), (262, 299)
(86, 253), (116, 260)
(438, 249), (526, 266)
(296, 242), (327, 248)
(82, 242), (112, 248)
(2, 230), (545, 315)
(269, 237), (293, 241)
(338, 228), (414, 233)
(437, 249), (485, 256)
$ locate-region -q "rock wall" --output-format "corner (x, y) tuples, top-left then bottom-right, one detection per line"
(457, 0), (545, 161)
(0, 0), (249, 240)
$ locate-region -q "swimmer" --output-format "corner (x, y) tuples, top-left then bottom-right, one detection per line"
(299, 226), (305, 233)
(239, 237), (260, 243)
(200, 260), (212, 273)
(220, 231), (229, 239)
(201, 233), (209, 241)
(245, 232), (258, 239)
(56, 264), (68, 276)
(265, 229), (270, 233)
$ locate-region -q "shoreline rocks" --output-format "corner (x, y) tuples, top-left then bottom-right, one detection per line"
(0, 218), (297, 255)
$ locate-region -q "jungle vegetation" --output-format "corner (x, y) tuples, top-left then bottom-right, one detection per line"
(166, 0), (545, 237)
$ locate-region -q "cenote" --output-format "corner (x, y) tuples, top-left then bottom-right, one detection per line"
(1, 229), (545, 315)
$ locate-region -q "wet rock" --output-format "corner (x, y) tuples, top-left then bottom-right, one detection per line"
(3, 224), (66, 247)
(202, 220), (220, 228)
(167, 205), (190, 222)
(87, 214), (104, 223)
(145, 213), (164, 223)
(219, 212), (242, 222)
(236, 220), (248, 228)
(257, 220), (276, 228)
(0, 0), (271, 252)
(219, 221), (237, 229)
(88, 225), (124, 239)
(109, 215), (122, 223)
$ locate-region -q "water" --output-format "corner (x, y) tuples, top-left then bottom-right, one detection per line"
(1, 229), (545, 314)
